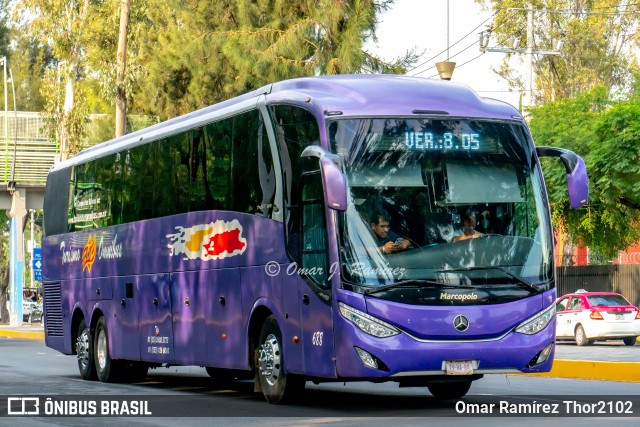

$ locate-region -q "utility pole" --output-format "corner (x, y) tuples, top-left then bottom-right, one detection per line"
(479, 3), (562, 111)
(115, 0), (131, 138)
(525, 2), (534, 109)
(1, 56), (7, 184)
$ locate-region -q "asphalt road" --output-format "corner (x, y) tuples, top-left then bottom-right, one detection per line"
(2, 339), (640, 426)
(555, 339), (640, 362)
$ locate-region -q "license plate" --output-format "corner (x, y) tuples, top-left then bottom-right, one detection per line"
(616, 313), (624, 320)
(445, 360), (474, 375)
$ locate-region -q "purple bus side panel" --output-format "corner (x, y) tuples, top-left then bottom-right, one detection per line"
(298, 285), (336, 378)
(44, 212), (293, 369)
(137, 274), (174, 364)
(171, 270), (207, 365)
(204, 268), (245, 369)
(240, 266), (284, 370)
(110, 276), (140, 361)
(281, 268), (303, 374)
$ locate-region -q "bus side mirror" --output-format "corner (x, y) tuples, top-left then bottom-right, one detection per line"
(301, 146), (348, 211)
(536, 146), (589, 209)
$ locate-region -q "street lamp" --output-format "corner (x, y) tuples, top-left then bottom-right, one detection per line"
(436, 1), (456, 80)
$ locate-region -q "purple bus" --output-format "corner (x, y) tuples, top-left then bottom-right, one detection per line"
(42, 75), (588, 403)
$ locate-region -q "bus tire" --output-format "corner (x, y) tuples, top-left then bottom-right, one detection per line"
(427, 381), (472, 399)
(94, 316), (120, 382)
(257, 316), (304, 404)
(623, 337), (637, 346)
(76, 318), (97, 380)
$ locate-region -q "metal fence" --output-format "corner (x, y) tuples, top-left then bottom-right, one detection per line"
(0, 111), (55, 186)
(557, 265), (640, 307)
(0, 112), (159, 187)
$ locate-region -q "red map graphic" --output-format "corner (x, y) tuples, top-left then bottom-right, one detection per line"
(203, 229), (246, 256)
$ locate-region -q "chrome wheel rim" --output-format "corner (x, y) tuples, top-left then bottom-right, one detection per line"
(258, 333), (281, 387)
(576, 327), (584, 344)
(76, 328), (90, 369)
(96, 329), (107, 370)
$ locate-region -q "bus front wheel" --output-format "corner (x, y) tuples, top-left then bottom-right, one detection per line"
(257, 316), (304, 404)
(76, 318), (97, 380)
(427, 381), (472, 400)
(94, 316), (120, 382)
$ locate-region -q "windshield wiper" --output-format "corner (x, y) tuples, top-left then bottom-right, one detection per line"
(364, 279), (465, 296)
(436, 266), (541, 293)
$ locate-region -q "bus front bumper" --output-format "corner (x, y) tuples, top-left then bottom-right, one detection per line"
(334, 315), (555, 380)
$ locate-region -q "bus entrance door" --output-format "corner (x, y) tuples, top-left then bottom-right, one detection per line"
(138, 273), (175, 363)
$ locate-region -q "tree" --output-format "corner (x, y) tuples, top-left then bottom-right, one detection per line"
(17, 0), (95, 159)
(134, 0), (416, 119)
(0, 211), (9, 323)
(0, 0), (9, 57)
(115, 0), (131, 137)
(528, 85), (640, 259)
(477, 0), (640, 104)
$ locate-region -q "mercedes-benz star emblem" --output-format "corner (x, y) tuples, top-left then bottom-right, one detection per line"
(453, 315), (469, 332)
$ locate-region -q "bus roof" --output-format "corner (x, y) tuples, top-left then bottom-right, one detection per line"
(52, 74), (522, 172)
(269, 74), (520, 120)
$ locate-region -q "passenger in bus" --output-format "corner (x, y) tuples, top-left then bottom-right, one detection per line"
(452, 209), (483, 242)
(369, 210), (411, 254)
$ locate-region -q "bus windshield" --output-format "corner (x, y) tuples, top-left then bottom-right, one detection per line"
(329, 118), (553, 289)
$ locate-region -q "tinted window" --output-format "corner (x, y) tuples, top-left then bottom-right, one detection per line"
(203, 120), (232, 210)
(587, 295), (630, 306)
(300, 172), (329, 288)
(43, 167), (72, 236)
(57, 109), (275, 230)
(269, 105), (320, 256)
(231, 110), (275, 216)
(121, 143), (155, 222)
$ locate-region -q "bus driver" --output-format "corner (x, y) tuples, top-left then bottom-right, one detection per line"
(369, 210), (411, 254)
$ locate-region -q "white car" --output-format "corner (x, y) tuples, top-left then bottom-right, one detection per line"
(22, 300), (43, 323)
(555, 290), (640, 346)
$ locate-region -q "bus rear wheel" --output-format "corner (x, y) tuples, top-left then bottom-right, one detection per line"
(76, 318), (96, 380)
(94, 316), (120, 382)
(427, 381), (472, 400)
(257, 316), (304, 404)
(623, 337), (637, 346)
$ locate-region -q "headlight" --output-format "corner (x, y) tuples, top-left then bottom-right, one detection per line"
(338, 302), (400, 338)
(515, 304), (555, 335)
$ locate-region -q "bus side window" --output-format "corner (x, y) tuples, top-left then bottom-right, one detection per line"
(269, 104), (320, 261)
(299, 171), (329, 289)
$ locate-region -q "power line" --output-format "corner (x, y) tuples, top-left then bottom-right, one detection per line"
(424, 51), (487, 79)
(409, 38), (479, 77)
(404, 12), (497, 75)
(412, 25), (522, 78)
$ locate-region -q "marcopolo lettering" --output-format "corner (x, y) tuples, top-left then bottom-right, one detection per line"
(440, 292), (478, 301)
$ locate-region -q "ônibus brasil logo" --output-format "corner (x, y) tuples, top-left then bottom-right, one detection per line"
(166, 219), (247, 261)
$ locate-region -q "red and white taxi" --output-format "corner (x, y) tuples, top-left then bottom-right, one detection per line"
(555, 290), (640, 346)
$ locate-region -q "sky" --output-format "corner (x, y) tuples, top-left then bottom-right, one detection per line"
(367, 0), (522, 108)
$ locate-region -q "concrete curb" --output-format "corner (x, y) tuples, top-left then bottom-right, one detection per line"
(0, 329), (44, 340)
(528, 359), (640, 383)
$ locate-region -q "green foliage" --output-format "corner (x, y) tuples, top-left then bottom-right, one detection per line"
(477, 0), (640, 102)
(529, 86), (640, 259)
(0, 0), (9, 57)
(134, 0), (416, 119)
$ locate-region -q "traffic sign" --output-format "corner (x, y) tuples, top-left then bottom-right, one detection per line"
(32, 248), (42, 282)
